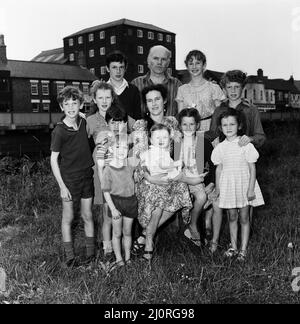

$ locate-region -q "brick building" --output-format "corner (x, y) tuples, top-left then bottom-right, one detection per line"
(0, 35), (97, 130)
(33, 18), (176, 82)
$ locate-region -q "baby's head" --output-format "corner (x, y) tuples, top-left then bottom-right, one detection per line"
(150, 124), (171, 149)
(177, 108), (201, 137)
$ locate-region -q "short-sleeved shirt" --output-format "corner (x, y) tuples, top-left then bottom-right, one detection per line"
(176, 81), (226, 131)
(101, 165), (135, 197)
(86, 112), (109, 144)
(50, 117), (94, 175)
(132, 71), (182, 117)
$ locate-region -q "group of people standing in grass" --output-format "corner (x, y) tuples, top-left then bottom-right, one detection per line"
(50, 44), (266, 270)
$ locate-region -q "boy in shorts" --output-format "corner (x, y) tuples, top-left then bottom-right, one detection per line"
(101, 134), (138, 269)
(50, 86), (95, 267)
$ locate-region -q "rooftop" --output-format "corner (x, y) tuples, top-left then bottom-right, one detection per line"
(31, 47), (66, 64)
(6, 60), (97, 81)
(65, 18), (174, 38)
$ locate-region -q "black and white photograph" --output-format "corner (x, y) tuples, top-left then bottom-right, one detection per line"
(0, 0), (300, 306)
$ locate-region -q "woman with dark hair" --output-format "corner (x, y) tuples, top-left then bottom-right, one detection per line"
(131, 84), (192, 262)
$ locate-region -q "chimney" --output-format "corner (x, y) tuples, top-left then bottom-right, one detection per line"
(257, 68), (263, 78)
(289, 75), (294, 84)
(0, 34), (8, 65)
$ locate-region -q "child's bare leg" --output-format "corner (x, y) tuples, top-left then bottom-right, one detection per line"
(62, 201), (74, 242)
(62, 201), (75, 261)
(122, 217), (134, 262)
(81, 198), (95, 258)
(102, 203), (112, 254)
(112, 216), (123, 262)
(189, 191), (206, 238)
(158, 210), (174, 228)
(205, 207), (213, 231)
(211, 201), (223, 246)
(228, 209), (238, 250)
(239, 206), (250, 252)
(144, 208), (163, 256)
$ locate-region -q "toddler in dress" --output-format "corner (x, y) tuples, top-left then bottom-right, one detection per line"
(140, 124), (182, 181)
(211, 108), (264, 261)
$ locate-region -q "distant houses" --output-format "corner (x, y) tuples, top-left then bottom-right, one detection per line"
(0, 35), (96, 131)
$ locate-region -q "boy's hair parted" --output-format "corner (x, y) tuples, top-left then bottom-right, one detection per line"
(177, 108), (201, 126)
(106, 50), (128, 69)
(217, 108), (246, 141)
(150, 123), (171, 136)
(57, 85), (84, 105)
(184, 50), (207, 66)
(105, 103), (128, 124)
(220, 70), (248, 89)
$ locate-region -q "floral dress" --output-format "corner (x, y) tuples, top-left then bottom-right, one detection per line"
(132, 116), (193, 228)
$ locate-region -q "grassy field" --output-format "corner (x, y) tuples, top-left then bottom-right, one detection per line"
(0, 120), (300, 304)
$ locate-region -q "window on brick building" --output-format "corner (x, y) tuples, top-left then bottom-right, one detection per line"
(56, 82), (65, 94)
(158, 33), (163, 41)
(148, 31), (154, 40)
(89, 33), (94, 42)
(101, 66), (106, 75)
(137, 30), (143, 38)
(89, 49), (94, 57)
(90, 68), (95, 74)
(68, 38), (74, 46)
(78, 36), (83, 44)
(138, 65), (144, 74)
(137, 46), (143, 54)
(69, 53), (75, 61)
(30, 81), (39, 95)
(100, 47), (105, 56)
(42, 82), (49, 96)
(111, 36), (116, 44)
(100, 31), (105, 39)
(31, 100), (40, 113)
(166, 35), (172, 42)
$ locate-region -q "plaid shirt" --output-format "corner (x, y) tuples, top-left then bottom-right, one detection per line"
(131, 71), (182, 117)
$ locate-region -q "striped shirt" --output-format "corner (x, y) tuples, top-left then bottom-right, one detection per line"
(131, 71), (182, 117)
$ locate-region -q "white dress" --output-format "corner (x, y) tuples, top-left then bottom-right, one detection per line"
(211, 138), (264, 209)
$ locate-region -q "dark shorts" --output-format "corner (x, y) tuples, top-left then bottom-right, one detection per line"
(62, 168), (94, 203)
(108, 194), (138, 219)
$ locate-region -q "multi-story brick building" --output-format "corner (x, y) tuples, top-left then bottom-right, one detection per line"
(0, 34), (97, 131)
(33, 19), (176, 82)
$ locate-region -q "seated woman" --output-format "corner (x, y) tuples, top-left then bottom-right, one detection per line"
(132, 84), (193, 262)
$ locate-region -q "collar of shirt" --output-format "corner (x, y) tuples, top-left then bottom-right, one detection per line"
(221, 99), (250, 110)
(143, 71), (171, 85)
(107, 78), (129, 95)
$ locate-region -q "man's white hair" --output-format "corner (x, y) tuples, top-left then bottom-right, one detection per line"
(147, 45), (172, 62)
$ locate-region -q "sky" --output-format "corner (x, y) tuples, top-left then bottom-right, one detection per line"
(1, 0), (300, 79)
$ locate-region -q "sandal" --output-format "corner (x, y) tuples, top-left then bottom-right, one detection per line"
(108, 260), (125, 272)
(208, 241), (218, 254)
(142, 250), (153, 263)
(224, 247), (238, 258)
(237, 250), (247, 262)
(184, 227), (201, 247)
(131, 234), (146, 255)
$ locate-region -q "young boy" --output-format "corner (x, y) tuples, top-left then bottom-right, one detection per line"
(106, 50), (142, 126)
(50, 86), (95, 267)
(101, 135), (138, 269)
(206, 70), (266, 149)
(95, 104), (129, 263)
(205, 70), (266, 253)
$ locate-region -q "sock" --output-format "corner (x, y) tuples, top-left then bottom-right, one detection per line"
(85, 236), (95, 258)
(103, 240), (113, 254)
(63, 242), (74, 261)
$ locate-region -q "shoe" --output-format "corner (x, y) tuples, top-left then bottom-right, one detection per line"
(103, 252), (114, 264)
(224, 247), (238, 258)
(64, 258), (81, 268)
(184, 227), (201, 247)
(131, 234), (146, 255)
(208, 241), (218, 254)
(237, 250), (247, 262)
(108, 260), (125, 272)
(81, 255), (96, 266)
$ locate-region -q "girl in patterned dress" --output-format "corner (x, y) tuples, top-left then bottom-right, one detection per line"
(211, 108), (264, 261)
(176, 50), (226, 131)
